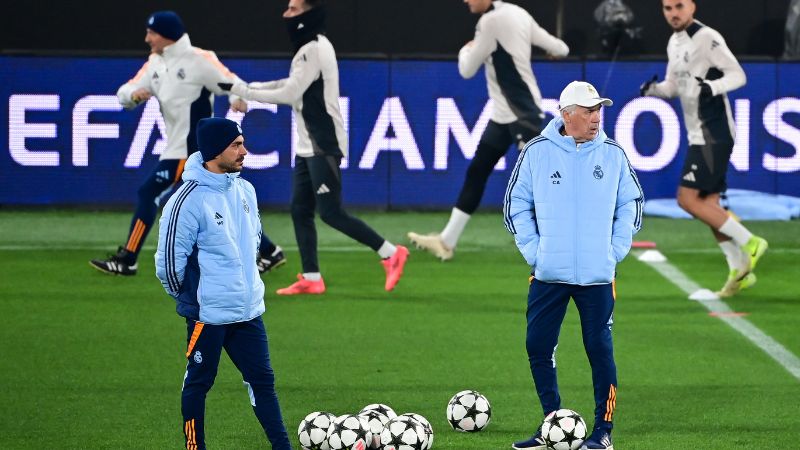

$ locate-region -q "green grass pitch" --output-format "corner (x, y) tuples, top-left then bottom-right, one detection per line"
(0, 210), (798, 449)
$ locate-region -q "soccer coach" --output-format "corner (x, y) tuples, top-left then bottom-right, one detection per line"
(504, 81), (644, 450)
(155, 118), (292, 450)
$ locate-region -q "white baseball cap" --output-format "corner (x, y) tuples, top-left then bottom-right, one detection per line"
(558, 81), (613, 111)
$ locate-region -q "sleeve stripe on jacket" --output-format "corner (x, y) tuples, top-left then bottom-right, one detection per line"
(166, 180), (198, 293)
(503, 136), (544, 234)
(607, 139), (645, 231)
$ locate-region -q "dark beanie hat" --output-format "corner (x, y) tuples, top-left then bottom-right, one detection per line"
(197, 118), (242, 162)
(147, 11), (185, 41)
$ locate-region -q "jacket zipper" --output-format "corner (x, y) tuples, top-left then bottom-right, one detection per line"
(573, 147), (579, 284)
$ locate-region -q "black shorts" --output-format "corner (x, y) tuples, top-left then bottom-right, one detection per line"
(679, 142), (733, 194)
(479, 120), (542, 152)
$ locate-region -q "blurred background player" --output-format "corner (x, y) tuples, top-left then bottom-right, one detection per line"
(89, 11), (286, 277)
(155, 118), (292, 450)
(220, 0), (409, 294)
(407, 0), (568, 261)
(640, 0), (768, 297)
(505, 81), (643, 450)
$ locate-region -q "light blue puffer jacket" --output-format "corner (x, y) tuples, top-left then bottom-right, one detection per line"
(155, 152), (265, 324)
(503, 116), (644, 285)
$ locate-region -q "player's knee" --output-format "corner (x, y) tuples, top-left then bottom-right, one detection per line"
(584, 339), (613, 362)
(290, 202), (314, 220)
(676, 190), (696, 212)
(526, 334), (553, 358)
(319, 208), (347, 227)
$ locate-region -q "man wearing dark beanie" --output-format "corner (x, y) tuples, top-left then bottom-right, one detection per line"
(155, 117), (293, 450)
(90, 11), (286, 278)
(220, 0), (410, 295)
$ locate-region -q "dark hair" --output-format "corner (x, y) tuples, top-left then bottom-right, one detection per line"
(306, 0), (324, 8)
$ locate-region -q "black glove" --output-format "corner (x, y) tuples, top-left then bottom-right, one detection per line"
(695, 77), (712, 97)
(639, 75), (658, 96)
(217, 82), (233, 92)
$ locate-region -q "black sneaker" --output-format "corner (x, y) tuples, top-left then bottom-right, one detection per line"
(512, 429), (547, 450)
(90, 247), (138, 276)
(257, 245), (286, 274)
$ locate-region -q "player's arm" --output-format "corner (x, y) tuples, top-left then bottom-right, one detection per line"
(702, 32), (746, 95)
(248, 79), (288, 90)
(228, 46), (319, 105)
(644, 57), (678, 98)
(611, 149), (644, 263)
(155, 193), (200, 298)
(117, 59), (154, 110)
(639, 38), (678, 98)
(458, 16), (498, 79)
(503, 146), (540, 267)
(529, 16), (569, 58)
(196, 49), (249, 112)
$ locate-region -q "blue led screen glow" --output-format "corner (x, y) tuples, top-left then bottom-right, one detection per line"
(2, 56), (799, 207)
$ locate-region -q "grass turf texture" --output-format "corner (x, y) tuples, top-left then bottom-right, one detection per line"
(0, 211), (798, 449)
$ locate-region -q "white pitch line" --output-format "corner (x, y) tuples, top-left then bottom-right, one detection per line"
(635, 249), (800, 381)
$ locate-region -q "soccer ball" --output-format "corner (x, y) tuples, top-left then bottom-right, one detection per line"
(380, 416), (426, 450)
(298, 411), (336, 450)
(358, 409), (391, 449)
(400, 413), (433, 450)
(359, 403), (398, 420)
(541, 409), (587, 450)
(326, 414), (371, 450)
(446, 390), (492, 432)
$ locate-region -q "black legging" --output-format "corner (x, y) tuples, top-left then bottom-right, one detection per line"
(291, 155), (385, 273)
(455, 120), (540, 214)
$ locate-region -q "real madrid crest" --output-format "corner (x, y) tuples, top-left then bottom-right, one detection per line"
(593, 165), (604, 179)
(177, 68), (186, 79)
(242, 198), (250, 213)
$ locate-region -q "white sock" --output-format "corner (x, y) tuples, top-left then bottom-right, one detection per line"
(719, 240), (747, 272)
(377, 241), (397, 259)
(302, 272), (322, 281)
(440, 208), (471, 249)
(718, 217), (753, 247)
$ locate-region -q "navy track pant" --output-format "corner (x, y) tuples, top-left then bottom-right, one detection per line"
(182, 317), (292, 450)
(126, 159), (185, 261)
(526, 280), (617, 431)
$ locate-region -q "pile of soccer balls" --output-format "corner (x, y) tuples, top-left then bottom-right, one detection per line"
(298, 391), (589, 450)
(298, 403), (433, 450)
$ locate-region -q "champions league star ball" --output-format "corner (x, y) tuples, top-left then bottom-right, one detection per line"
(541, 409), (588, 450)
(446, 390), (492, 432)
(400, 413), (433, 450)
(326, 414), (371, 450)
(358, 409), (391, 449)
(359, 403), (398, 420)
(379, 416), (427, 450)
(298, 411), (336, 450)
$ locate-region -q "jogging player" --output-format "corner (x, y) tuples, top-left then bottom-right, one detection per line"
(90, 11), (286, 277)
(219, 0), (409, 294)
(408, 0), (569, 261)
(641, 0), (768, 296)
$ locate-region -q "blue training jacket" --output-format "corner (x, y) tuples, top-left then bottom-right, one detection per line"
(155, 152), (265, 324)
(503, 116), (644, 285)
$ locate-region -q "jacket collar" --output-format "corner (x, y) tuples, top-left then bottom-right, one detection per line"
(161, 34), (192, 60)
(182, 152), (240, 192)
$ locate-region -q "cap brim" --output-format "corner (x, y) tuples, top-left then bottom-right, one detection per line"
(576, 98), (613, 108)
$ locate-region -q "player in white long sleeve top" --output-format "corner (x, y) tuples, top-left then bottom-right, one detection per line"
(408, 0), (569, 261)
(89, 11), (278, 277)
(221, 0), (409, 295)
(641, 0), (767, 297)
